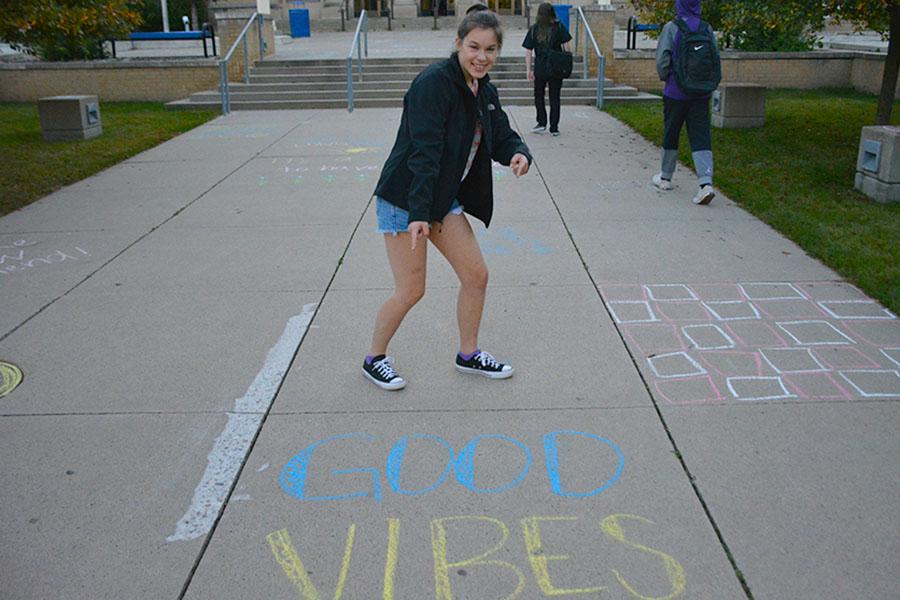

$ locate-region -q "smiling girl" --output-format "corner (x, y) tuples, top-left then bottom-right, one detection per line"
(363, 10), (532, 391)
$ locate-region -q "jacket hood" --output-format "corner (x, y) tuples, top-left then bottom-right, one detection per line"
(676, 0), (701, 19)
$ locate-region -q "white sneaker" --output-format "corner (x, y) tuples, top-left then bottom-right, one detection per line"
(652, 173), (673, 191)
(692, 185), (715, 205)
(531, 124), (547, 133)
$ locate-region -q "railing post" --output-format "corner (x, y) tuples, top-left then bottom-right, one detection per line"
(597, 54), (605, 109)
(257, 13), (265, 59)
(583, 24), (588, 79)
(243, 37), (250, 84)
(219, 61), (230, 114)
(347, 57), (354, 112)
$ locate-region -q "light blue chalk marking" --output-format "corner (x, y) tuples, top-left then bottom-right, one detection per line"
(387, 434), (455, 495)
(280, 432), (382, 502)
(455, 434), (532, 494)
(543, 431), (625, 497)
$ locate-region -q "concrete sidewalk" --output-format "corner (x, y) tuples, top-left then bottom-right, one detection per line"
(1, 98), (898, 598)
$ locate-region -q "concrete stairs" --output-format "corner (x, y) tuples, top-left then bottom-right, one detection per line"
(166, 56), (659, 111)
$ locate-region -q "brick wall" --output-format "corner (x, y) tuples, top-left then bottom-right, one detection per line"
(0, 61), (221, 102)
(608, 50), (893, 95)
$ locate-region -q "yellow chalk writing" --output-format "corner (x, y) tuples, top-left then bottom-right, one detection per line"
(600, 514), (685, 600)
(521, 516), (605, 596)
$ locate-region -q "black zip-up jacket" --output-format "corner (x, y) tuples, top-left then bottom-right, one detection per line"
(374, 55), (532, 228)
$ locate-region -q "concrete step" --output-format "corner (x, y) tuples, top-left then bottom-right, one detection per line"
(248, 72), (606, 84)
(234, 78), (613, 92)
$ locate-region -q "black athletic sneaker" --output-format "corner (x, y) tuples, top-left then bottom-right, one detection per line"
(455, 350), (514, 379)
(362, 355), (406, 390)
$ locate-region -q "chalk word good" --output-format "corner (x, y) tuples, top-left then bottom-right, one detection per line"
(280, 431), (625, 503)
(268, 513), (685, 600)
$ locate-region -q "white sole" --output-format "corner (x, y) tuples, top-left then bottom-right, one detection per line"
(693, 190), (715, 205)
(362, 368), (406, 390)
(455, 364), (514, 379)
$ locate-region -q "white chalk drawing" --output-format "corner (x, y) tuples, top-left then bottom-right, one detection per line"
(817, 300), (897, 320)
(702, 300), (761, 321)
(726, 376), (796, 401)
(837, 370), (900, 398)
(738, 282), (805, 301)
(759, 347), (828, 374)
(776, 320), (856, 346)
(647, 352), (707, 379)
(681, 324), (735, 350)
(644, 284), (698, 302)
(0, 239), (90, 279)
(607, 301), (659, 324)
(604, 281), (897, 404)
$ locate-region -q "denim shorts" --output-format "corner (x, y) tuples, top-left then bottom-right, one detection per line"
(375, 196), (464, 235)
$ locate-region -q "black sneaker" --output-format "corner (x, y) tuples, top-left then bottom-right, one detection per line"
(455, 350), (514, 379)
(362, 355), (406, 390)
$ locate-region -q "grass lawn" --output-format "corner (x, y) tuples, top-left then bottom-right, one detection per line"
(605, 88), (900, 314)
(0, 102), (218, 216)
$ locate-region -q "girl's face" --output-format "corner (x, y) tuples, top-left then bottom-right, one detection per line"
(456, 27), (500, 82)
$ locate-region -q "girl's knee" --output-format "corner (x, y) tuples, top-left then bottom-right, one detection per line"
(462, 266), (489, 291)
(397, 285), (425, 309)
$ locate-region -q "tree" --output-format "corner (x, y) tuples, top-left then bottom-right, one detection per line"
(827, 0), (899, 124)
(631, 0), (828, 51)
(0, 0), (143, 61)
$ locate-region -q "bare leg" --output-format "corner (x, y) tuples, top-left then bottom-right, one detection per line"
(430, 213), (489, 355)
(368, 233), (427, 357)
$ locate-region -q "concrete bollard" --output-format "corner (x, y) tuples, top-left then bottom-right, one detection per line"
(37, 95), (102, 142)
(855, 125), (900, 203)
(711, 83), (765, 129)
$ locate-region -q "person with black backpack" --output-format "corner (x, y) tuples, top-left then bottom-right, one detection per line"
(522, 2), (572, 137)
(652, 0), (721, 205)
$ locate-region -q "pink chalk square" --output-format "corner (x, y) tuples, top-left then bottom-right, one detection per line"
(654, 376), (723, 405)
(782, 372), (853, 401)
(795, 282), (867, 302)
(681, 324), (735, 349)
(643, 284), (698, 301)
(840, 320), (900, 347)
(776, 320), (855, 345)
(698, 351), (770, 377)
(654, 301), (714, 322)
(838, 370), (900, 397)
(759, 347), (827, 373)
(726, 376), (796, 401)
(818, 300), (896, 320)
(754, 299), (828, 320)
(810, 346), (881, 370)
(607, 301), (657, 324)
(599, 284), (647, 302)
(622, 323), (685, 355)
(702, 301), (761, 321)
(739, 282), (806, 301)
(722, 322), (789, 348)
(687, 283), (744, 302)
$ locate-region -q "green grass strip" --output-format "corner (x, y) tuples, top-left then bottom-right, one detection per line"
(605, 88), (900, 314)
(0, 102), (217, 216)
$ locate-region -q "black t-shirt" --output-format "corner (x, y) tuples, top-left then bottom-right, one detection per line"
(522, 22), (572, 54)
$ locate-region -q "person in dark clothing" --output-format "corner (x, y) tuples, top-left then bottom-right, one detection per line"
(522, 2), (572, 136)
(653, 0), (717, 205)
(363, 10), (532, 391)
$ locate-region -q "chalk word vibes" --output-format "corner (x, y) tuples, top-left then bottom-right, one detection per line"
(0, 361), (24, 398)
(267, 513), (685, 600)
(0, 239), (90, 279)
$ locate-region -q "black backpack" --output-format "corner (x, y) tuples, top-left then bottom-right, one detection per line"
(673, 19), (721, 95)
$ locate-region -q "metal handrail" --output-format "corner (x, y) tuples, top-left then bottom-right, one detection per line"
(346, 10), (369, 112)
(218, 12), (265, 114)
(573, 6), (605, 109)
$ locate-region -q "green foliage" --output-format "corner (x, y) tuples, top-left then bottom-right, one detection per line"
(0, 102), (217, 215)
(0, 0), (143, 61)
(631, 0), (827, 51)
(135, 0), (209, 32)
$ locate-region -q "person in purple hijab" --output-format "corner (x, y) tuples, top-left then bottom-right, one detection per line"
(652, 0), (718, 205)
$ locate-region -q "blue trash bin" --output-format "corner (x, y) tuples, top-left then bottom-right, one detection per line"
(289, 8), (310, 38)
(553, 4), (571, 32)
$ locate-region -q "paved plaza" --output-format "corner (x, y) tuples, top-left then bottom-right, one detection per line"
(1, 28), (899, 600)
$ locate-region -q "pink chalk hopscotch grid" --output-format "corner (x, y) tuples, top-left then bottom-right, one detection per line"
(600, 282), (900, 403)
